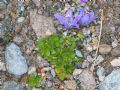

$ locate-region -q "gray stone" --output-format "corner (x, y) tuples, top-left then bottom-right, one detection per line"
(97, 67), (105, 81)
(99, 69), (120, 90)
(0, 0), (6, 10)
(13, 35), (24, 44)
(94, 55), (104, 65)
(0, 23), (9, 38)
(77, 69), (96, 90)
(47, 81), (53, 88)
(111, 46), (120, 56)
(37, 56), (49, 68)
(5, 43), (28, 76)
(3, 81), (26, 90)
(32, 0), (40, 7)
(76, 50), (83, 58)
(50, 69), (56, 77)
(81, 60), (90, 68)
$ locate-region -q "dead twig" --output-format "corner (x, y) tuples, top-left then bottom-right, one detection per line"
(95, 9), (104, 59)
(90, 9), (104, 72)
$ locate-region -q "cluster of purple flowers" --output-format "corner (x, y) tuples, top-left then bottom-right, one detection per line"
(54, 0), (95, 30)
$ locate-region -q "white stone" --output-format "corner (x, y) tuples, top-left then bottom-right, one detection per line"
(17, 17), (25, 23)
(73, 69), (82, 76)
(112, 39), (118, 48)
(0, 62), (6, 71)
(110, 57), (120, 67)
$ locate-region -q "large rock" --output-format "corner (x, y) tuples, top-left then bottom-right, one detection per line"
(30, 10), (56, 38)
(99, 69), (120, 90)
(77, 69), (96, 90)
(5, 43), (28, 76)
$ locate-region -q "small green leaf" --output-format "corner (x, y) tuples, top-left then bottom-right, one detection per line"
(77, 33), (86, 39)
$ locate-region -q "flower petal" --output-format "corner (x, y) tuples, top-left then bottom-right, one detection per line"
(88, 11), (95, 23)
(80, 0), (88, 3)
(54, 13), (69, 29)
(71, 8), (85, 28)
(65, 9), (73, 27)
(80, 11), (95, 25)
(71, 15), (81, 28)
(79, 7), (85, 16)
(65, 9), (73, 19)
(81, 14), (90, 25)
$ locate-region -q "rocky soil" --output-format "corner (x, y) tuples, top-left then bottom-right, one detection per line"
(0, 0), (120, 90)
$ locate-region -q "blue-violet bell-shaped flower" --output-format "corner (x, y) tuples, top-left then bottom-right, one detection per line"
(54, 7), (95, 29)
(80, 11), (95, 26)
(54, 9), (82, 29)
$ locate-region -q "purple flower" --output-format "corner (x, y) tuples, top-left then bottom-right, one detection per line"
(71, 7), (85, 28)
(80, 11), (95, 26)
(54, 9), (81, 29)
(80, 0), (88, 3)
(54, 13), (69, 29)
(54, 7), (95, 29)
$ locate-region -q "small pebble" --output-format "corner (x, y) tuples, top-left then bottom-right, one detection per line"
(42, 67), (52, 71)
(76, 50), (83, 57)
(99, 44), (112, 54)
(85, 44), (93, 52)
(47, 81), (53, 88)
(110, 57), (120, 67)
(112, 39), (118, 48)
(81, 60), (89, 68)
(94, 55), (104, 65)
(64, 80), (77, 90)
(73, 69), (82, 76)
(17, 17), (25, 23)
(0, 13), (4, 20)
(50, 69), (56, 77)
(13, 35), (24, 44)
(0, 62), (6, 71)
(97, 66), (105, 81)
(28, 66), (36, 75)
(111, 46), (120, 56)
